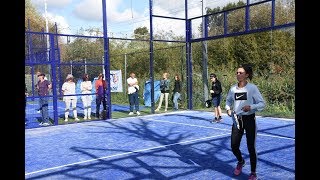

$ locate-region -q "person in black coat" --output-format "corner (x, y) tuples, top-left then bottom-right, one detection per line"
(209, 73), (223, 123)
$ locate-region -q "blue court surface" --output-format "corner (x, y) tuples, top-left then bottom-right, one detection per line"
(25, 110), (295, 179)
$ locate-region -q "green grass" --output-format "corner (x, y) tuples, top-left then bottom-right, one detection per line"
(192, 107), (294, 119)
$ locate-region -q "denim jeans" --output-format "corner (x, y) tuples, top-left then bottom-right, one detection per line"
(39, 97), (49, 123)
(128, 92), (139, 112)
(173, 92), (181, 110)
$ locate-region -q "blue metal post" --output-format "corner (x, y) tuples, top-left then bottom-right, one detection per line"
(204, 15), (208, 38)
(224, 11), (228, 35)
(27, 19), (35, 100)
(149, 0), (155, 113)
(245, 0), (250, 31)
(271, 0), (275, 27)
(102, 0), (111, 119)
(185, 0), (193, 110)
(49, 34), (59, 125)
(54, 22), (63, 96)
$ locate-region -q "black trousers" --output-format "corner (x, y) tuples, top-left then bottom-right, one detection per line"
(96, 95), (106, 118)
(231, 113), (257, 172)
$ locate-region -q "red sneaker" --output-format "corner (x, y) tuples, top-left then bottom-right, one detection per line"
(234, 160), (245, 176)
(248, 172), (258, 180)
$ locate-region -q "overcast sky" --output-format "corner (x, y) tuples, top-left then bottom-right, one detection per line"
(30, 0), (243, 38)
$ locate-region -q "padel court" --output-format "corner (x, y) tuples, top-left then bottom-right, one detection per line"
(25, 110), (295, 179)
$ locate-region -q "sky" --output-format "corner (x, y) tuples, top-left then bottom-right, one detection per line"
(30, 0), (244, 39)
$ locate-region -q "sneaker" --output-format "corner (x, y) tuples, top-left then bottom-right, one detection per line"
(164, 109), (167, 112)
(128, 112), (134, 115)
(64, 119), (68, 122)
(248, 172), (257, 180)
(41, 122), (50, 126)
(39, 122), (43, 125)
(136, 111), (140, 115)
(88, 116), (91, 120)
(217, 116), (222, 122)
(211, 117), (218, 123)
(37, 110), (41, 113)
(83, 116), (87, 120)
(234, 160), (245, 176)
(155, 109), (160, 112)
(75, 118), (80, 121)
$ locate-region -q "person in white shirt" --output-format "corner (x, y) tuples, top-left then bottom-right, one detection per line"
(62, 74), (79, 122)
(225, 64), (266, 180)
(127, 72), (140, 115)
(80, 73), (93, 120)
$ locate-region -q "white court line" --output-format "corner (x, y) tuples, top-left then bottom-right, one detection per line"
(142, 117), (231, 131)
(257, 133), (295, 140)
(25, 133), (230, 176)
(140, 117), (295, 141)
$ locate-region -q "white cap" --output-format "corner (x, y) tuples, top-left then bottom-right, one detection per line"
(66, 74), (74, 79)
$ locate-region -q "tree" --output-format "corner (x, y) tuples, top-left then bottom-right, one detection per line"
(133, 26), (149, 40)
(25, 0), (55, 32)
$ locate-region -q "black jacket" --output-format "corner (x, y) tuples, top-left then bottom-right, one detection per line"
(211, 80), (222, 98)
(173, 80), (181, 93)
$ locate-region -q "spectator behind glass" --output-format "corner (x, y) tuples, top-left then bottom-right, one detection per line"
(62, 74), (79, 122)
(95, 73), (107, 118)
(172, 74), (182, 111)
(155, 72), (170, 112)
(80, 73), (93, 120)
(35, 71), (47, 113)
(36, 73), (52, 126)
(127, 72), (140, 115)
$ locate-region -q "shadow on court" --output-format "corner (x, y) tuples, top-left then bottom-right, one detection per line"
(25, 111), (295, 179)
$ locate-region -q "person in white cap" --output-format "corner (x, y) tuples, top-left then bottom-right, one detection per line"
(62, 74), (79, 122)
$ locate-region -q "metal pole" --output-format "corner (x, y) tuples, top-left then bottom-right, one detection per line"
(44, 0), (51, 78)
(102, 0), (111, 119)
(201, 0), (209, 102)
(44, 0), (49, 53)
(185, 0), (193, 110)
(102, 56), (105, 78)
(124, 53), (127, 94)
(70, 60), (72, 75)
(149, 0), (155, 113)
(84, 59), (87, 74)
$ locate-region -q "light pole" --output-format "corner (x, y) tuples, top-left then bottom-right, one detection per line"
(70, 61), (72, 75)
(124, 53), (127, 93)
(84, 59), (87, 74)
(44, 0), (51, 78)
(44, 0), (49, 55)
